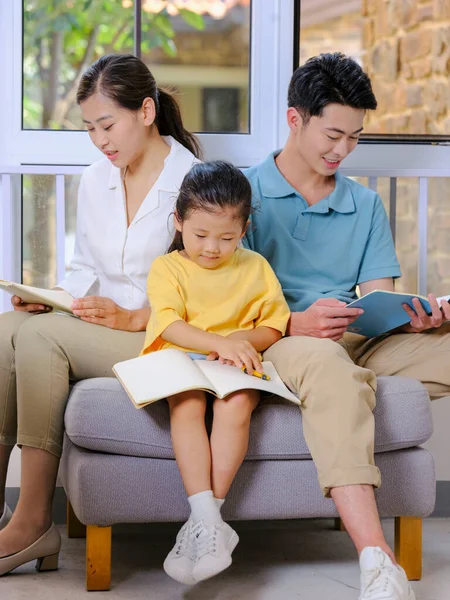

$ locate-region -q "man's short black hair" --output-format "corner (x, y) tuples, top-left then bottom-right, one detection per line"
(288, 52), (377, 123)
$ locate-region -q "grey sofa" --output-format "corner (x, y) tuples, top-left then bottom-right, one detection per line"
(60, 375), (435, 591)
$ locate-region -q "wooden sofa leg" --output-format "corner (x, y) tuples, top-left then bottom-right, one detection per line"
(86, 525), (112, 591)
(394, 516), (422, 581)
(66, 500), (86, 538)
(334, 518), (347, 532)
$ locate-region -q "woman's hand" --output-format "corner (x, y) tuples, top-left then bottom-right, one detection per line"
(213, 338), (262, 374)
(11, 295), (52, 313)
(72, 296), (135, 330)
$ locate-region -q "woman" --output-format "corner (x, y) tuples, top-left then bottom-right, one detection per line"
(0, 53), (200, 574)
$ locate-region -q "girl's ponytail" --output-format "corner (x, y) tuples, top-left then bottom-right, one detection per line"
(156, 88), (202, 159)
(167, 230), (184, 254)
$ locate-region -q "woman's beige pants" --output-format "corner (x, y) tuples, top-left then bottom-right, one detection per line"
(0, 311), (145, 457)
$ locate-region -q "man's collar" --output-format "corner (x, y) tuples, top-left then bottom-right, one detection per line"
(259, 152), (355, 214)
(325, 171), (356, 214)
(258, 151), (297, 198)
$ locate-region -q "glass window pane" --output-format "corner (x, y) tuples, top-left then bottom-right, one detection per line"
(23, 0), (135, 130)
(22, 174), (80, 287)
(141, 1), (251, 133)
(299, 0), (450, 136)
(427, 178), (450, 297)
(349, 175), (450, 297)
(23, 1), (251, 134)
(376, 177), (420, 294)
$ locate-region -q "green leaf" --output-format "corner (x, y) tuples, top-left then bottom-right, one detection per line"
(160, 38), (177, 57)
(154, 13), (174, 38)
(179, 8), (205, 30)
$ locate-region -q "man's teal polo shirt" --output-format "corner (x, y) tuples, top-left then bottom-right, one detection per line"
(243, 152), (401, 312)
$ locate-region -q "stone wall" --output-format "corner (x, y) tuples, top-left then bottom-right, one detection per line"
(362, 0), (450, 135)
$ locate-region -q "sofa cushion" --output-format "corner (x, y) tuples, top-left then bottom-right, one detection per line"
(64, 376), (433, 460)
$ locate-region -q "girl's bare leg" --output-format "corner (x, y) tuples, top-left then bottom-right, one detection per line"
(210, 390), (259, 499)
(168, 391), (210, 496)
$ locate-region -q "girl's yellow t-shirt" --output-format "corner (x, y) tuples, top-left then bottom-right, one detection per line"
(141, 248), (290, 355)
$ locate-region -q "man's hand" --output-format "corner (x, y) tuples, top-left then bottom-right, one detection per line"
(401, 294), (450, 333)
(72, 296), (134, 330)
(11, 295), (52, 313)
(287, 298), (364, 341)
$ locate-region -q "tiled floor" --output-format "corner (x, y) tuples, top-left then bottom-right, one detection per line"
(1, 518), (449, 600)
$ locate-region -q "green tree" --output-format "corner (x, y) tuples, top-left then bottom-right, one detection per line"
(23, 0), (204, 129)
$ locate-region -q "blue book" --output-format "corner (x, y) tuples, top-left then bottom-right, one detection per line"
(346, 290), (450, 338)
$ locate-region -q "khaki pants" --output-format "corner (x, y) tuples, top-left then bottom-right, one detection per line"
(264, 323), (450, 496)
(0, 311), (145, 457)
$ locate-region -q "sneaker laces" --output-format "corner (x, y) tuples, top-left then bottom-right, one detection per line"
(361, 566), (396, 596)
(174, 522), (196, 560)
(194, 523), (219, 560)
(361, 549), (397, 597)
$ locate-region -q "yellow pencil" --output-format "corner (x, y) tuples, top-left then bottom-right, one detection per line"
(241, 366), (271, 381)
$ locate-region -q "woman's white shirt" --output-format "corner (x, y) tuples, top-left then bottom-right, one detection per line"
(57, 136), (199, 310)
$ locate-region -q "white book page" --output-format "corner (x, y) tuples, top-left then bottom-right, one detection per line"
(196, 360), (299, 405)
(0, 281), (74, 313)
(437, 294), (450, 307)
(113, 349), (213, 406)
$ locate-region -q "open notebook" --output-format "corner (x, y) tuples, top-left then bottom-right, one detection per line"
(347, 289), (450, 338)
(0, 280), (74, 314)
(113, 348), (300, 408)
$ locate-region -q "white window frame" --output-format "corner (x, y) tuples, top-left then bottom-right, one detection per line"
(0, 0), (294, 167)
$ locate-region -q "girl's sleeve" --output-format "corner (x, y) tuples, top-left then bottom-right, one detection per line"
(56, 173), (99, 297)
(141, 257), (185, 354)
(254, 259), (291, 335)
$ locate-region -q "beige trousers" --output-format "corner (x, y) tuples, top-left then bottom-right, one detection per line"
(264, 323), (450, 496)
(0, 311), (145, 457)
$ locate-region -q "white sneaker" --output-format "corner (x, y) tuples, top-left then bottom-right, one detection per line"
(192, 520), (239, 582)
(359, 547), (416, 600)
(163, 519), (197, 585)
(0, 503), (12, 531)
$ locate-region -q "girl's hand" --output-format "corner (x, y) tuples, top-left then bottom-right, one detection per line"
(206, 352), (234, 367)
(11, 295), (52, 313)
(72, 296), (132, 330)
(214, 339), (262, 374)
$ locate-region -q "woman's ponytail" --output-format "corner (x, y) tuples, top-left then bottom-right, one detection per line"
(156, 88), (201, 159)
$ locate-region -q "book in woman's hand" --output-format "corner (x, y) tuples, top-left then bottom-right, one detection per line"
(0, 280), (74, 313)
(113, 348), (300, 408)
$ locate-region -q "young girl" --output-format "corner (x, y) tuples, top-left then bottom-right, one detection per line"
(142, 161), (290, 585)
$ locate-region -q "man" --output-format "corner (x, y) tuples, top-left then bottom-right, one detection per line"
(244, 52), (450, 600)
